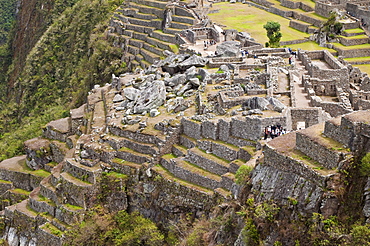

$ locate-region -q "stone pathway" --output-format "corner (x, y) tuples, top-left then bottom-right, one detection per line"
(292, 59), (310, 108)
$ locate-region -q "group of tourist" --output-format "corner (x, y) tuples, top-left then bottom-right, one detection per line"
(263, 124), (287, 140)
(203, 39), (217, 50)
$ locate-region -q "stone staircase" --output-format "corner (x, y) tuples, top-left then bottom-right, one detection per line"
(108, 0), (198, 70)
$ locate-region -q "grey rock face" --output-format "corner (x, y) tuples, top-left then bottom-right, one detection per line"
(133, 80), (166, 114)
(216, 41), (241, 57)
(123, 87), (140, 101)
(179, 54), (208, 69)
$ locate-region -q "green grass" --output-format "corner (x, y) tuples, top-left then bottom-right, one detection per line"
(353, 64), (370, 75)
(305, 12), (327, 22)
(344, 28), (364, 34)
(343, 56), (370, 62)
(12, 188), (30, 195)
(331, 42), (370, 50)
(339, 34), (369, 40)
(208, 2), (309, 44)
(31, 169), (51, 178)
(0, 179), (12, 184)
(64, 203), (83, 211)
(106, 171), (128, 180)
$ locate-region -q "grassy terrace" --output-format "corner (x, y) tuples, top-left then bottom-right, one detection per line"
(284, 41), (337, 53)
(344, 28), (365, 34)
(209, 2), (309, 44)
(331, 42), (370, 50)
(354, 65), (370, 75)
(339, 34), (369, 40)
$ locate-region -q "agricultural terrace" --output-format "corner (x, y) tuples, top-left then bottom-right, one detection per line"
(208, 2), (309, 44)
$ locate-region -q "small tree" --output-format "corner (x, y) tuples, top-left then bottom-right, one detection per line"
(263, 21), (282, 48)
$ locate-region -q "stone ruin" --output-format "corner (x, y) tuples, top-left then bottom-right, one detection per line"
(1, 0), (370, 244)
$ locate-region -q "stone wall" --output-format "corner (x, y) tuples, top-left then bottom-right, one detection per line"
(347, 3), (370, 32)
(289, 20), (309, 33)
(315, 1), (343, 18)
(295, 132), (344, 169)
(339, 36), (369, 46)
(263, 144), (328, 187)
(286, 108), (326, 130)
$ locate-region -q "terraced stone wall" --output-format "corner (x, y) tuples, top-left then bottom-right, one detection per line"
(315, 1), (343, 18)
(347, 3), (370, 32)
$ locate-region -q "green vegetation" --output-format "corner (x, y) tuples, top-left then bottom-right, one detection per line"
(263, 21), (282, 48)
(235, 165), (253, 185)
(208, 2), (308, 44)
(64, 210), (165, 245)
(0, 0), (126, 161)
(359, 152), (370, 176)
(0, 0), (17, 44)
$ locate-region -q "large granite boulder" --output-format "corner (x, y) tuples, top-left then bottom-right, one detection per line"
(242, 97), (270, 111)
(216, 41), (241, 57)
(179, 54), (208, 70)
(133, 80), (166, 114)
(268, 97), (286, 112)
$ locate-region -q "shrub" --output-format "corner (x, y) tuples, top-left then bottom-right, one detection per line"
(359, 152), (370, 176)
(235, 165), (253, 185)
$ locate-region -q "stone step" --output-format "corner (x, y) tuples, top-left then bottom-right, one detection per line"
(39, 222), (64, 240)
(140, 48), (162, 64)
(170, 20), (192, 30)
(151, 30), (176, 44)
(133, 31), (149, 41)
(185, 147), (230, 175)
(123, 29), (134, 37)
(131, 0), (168, 10)
(127, 44), (141, 55)
(116, 146), (153, 164)
(151, 164), (214, 195)
(171, 14), (196, 25)
(29, 187), (57, 217)
(342, 28), (366, 37)
(143, 42), (164, 56)
(125, 23), (156, 34)
(59, 172), (94, 208)
(140, 59), (152, 69)
(119, 7), (157, 20)
(295, 123), (352, 169)
(220, 172), (235, 191)
(129, 38), (145, 48)
(39, 177), (59, 205)
(160, 155), (221, 190)
(131, 60), (141, 68)
(54, 203), (84, 225)
(164, 27), (183, 35)
(180, 134), (197, 149)
(197, 139), (239, 161)
(135, 53), (145, 62)
(110, 158), (142, 174)
(63, 159), (102, 184)
(338, 35), (370, 46)
(214, 188), (232, 199)
(105, 135), (159, 156)
(14, 199), (38, 219)
(127, 2), (164, 19)
(146, 36), (172, 50)
(6, 188), (31, 206)
(91, 101), (106, 131)
(172, 144), (187, 157)
(126, 16), (154, 27)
